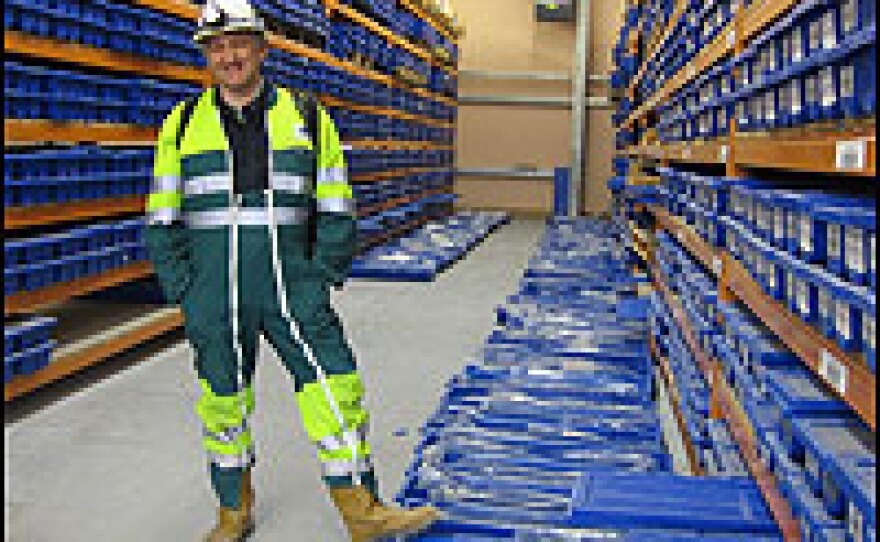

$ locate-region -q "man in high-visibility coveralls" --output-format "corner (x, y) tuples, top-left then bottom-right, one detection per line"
(144, 1), (439, 540)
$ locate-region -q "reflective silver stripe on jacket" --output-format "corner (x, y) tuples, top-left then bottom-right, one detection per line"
(148, 207), (181, 225)
(183, 174), (310, 196)
(317, 427), (369, 452)
(318, 167), (347, 185)
(271, 174), (310, 193)
(184, 174), (230, 196)
(317, 197), (355, 214)
(319, 456), (373, 478)
(153, 175), (181, 192)
(184, 207), (309, 228)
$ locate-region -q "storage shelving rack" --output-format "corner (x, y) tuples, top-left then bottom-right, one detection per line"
(612, 1), (876, 541)
(4, 0), (461, 401)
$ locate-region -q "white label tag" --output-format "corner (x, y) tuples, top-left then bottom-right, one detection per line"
(720, 145), (729, 162)
(828, 223), (842, 259)
(821, 66), (837, 106)
(810, 19), (822, 51)
(837, 300), (852, 341)
(849, 501), (864, 542)
(793, 31), (804, 62)
(820, 349), (848, 395)
(797, 279), (810, 315)
(775, 208), (785, 241)
(806, 73), (818, 103)
(788, 211), (799, 242)
(836, 140), (867, 170)
(845, 228), (865, 273)
(819, 287), (832, 320)
(801, 215), (814, 252)
(768, 262), (777, 289)
(765, 92), (776, 120)
(870, 233), (876, 274)
(728, 30), (736, 47)
(791, 80), (802, 113)
(843, 0), (857, 32)
(823, 11), (839, 49)
(713, 256), (723, 276)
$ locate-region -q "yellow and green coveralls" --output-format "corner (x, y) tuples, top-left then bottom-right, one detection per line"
(144, 85), (377, 510)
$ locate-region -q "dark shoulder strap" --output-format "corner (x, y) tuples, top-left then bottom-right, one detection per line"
(291, 89), (321, 154)
(291, 89), (322, 258)
(174, 94), (201, 151)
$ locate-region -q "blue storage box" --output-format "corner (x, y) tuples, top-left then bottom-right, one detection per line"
(790, 416), (874, 521)
(809, 205), (871, 280)
(763, 367), (852, 461)
(854, 289), (875, 372)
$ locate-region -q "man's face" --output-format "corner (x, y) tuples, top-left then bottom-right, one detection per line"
(203, 32), (267, 92)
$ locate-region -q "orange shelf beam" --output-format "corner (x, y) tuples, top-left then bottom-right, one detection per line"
(650, 205), (876, 431)
(331, 3), (455, 73)
(129, 0), (456, 106)
(345, 140), (453, 150)
(4, 309), (183, 401)
(397, 0), (458, 43)
(6, 262), (155, 317)
(5, 120), (158, 145)
(5, 31), (210, 85)
(736, 130), (876, 177)
(351, 166), (450, 183)
(651, 262), (802, 542)
(5, 196), (147, 230)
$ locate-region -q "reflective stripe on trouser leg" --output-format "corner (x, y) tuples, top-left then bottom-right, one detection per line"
(229, 195), (251, 472)
(196, 380), (255, 472)
(266, 187), (362, 487)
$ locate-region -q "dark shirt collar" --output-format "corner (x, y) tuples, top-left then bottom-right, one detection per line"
(215, 80), (274, 122)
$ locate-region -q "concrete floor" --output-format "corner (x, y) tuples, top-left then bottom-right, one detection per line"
(5, 218), (546, 542)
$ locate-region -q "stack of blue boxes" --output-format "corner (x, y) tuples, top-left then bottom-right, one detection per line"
(387, 218), (782, 540)
(5, 146), (153, 207)
(5, 219), (148, 296)
(657, 166), (876, 373)
(653, 232), (752, 478)
(350, 211), (508, 280)
(652, 224), (876, 542)
(4, 317), (57, 383)
(655, 0), (876, 143)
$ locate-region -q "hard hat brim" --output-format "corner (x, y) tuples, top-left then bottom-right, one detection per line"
(195, 22), (268, 45)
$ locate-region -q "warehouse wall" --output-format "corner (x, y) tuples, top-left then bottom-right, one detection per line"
(451, 0), (625, 215)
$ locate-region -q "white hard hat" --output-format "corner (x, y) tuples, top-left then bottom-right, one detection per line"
(195, 0), (268, 44)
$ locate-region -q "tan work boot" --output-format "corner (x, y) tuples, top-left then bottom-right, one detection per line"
(241, 469), (255, 519)
(203, 507), (254, 542)
(329, 485), (440, 542)
(204, 470), (256, 542)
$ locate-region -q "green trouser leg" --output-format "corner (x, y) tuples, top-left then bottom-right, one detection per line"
(181, 211), (379, 509)
(259, 225), (379, 498)
(181, 226), (260, 511)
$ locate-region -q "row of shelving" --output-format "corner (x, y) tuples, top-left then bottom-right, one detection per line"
(641, 224), (875, 542)
(613, 4), (875, 542)
(616, 0), (876, 150)
(350, 211), (508, 281)
(4, 0), (459, 401)
(619, 127), (876, 177)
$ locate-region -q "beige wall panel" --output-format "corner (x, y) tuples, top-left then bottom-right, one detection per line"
(457, 107), (571, 171)
(455, 177), (554, 213)
(585, 109), (614, 214)
(449, 0), (625, 214)
(449, 0), (576, 72)
(459, 78), (572, 97)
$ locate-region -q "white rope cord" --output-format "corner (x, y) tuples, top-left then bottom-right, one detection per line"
(266, 134), (361, 486)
